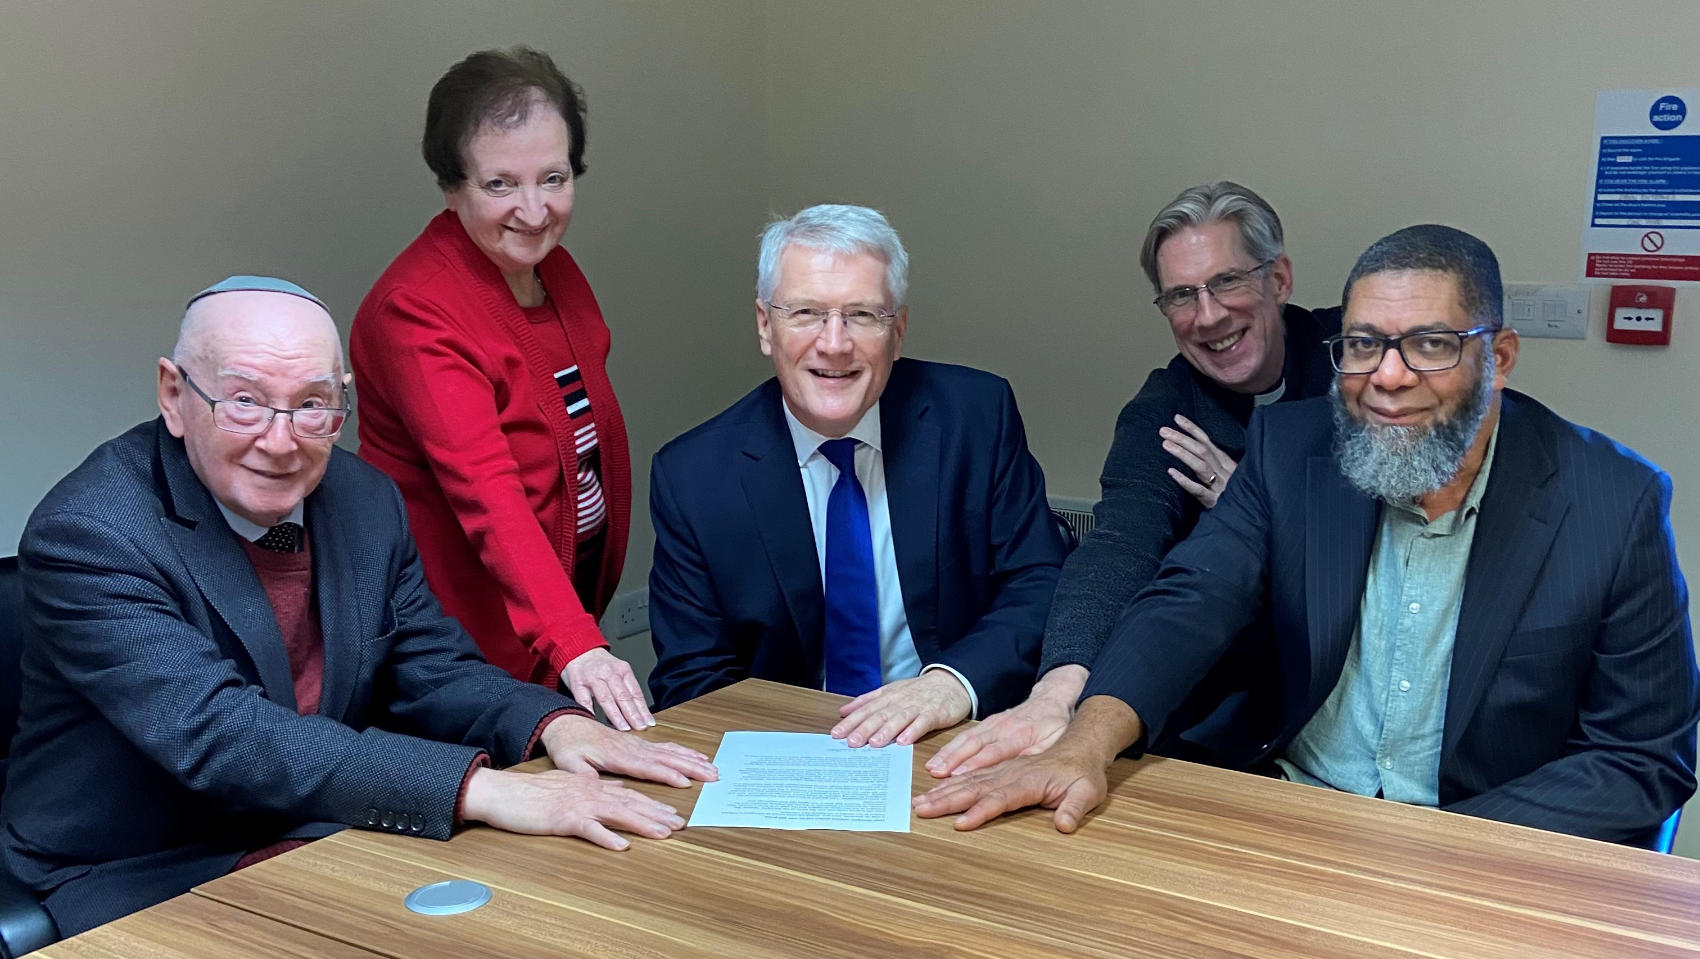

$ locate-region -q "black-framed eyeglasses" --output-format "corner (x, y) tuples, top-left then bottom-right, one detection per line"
(1324, 326), (1497, 374)
(764, 302), (899, 338)
(176, 364), (351, 438)
(1152, 259), (1276, 319)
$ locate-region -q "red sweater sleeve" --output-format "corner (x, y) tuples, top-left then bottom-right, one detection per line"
(356, 282), (608, 674)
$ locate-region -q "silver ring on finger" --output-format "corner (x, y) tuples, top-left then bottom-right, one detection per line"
(1206, 472), (1219, 486)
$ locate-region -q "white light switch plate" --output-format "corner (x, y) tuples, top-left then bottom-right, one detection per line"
(1504, 283), (1590, 339)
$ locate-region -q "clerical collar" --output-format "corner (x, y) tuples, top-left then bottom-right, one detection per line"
(782, 402), (883, 467)
(216, 501), (305, 543)
(1254, 378), (1286, 406)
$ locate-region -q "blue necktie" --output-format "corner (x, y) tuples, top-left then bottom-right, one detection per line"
(818, 438), (882, 696)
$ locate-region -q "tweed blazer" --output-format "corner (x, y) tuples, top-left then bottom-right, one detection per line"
(1, 420), (573, 935)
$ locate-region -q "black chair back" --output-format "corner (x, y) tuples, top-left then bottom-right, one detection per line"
(0, 555), (60, 955)
(0, 557), (24, 770)
(1050, 509), (1081, 554)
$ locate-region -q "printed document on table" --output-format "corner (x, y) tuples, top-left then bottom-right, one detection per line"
(687, 731), (912, 831)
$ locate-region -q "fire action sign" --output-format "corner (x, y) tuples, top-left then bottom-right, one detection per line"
(1583, 88), (1700, 283)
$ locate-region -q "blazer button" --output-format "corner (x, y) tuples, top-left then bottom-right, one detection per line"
(366, 807), (380, 827)
(411, 813), (425, 833)
(381, 811), (394, 828)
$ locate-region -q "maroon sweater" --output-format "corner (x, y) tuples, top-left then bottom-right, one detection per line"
(230, 532), (576, 871)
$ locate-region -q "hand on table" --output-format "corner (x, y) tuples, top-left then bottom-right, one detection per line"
(925, 665), (1087, 777)
(562, 646), (654, 730)
(463, 766), (685, 851)
(915, 695), (1141, 832)
(830, 670), (972, 748)
(1160, 414), (1237, 509)
(912, 742), (1109, 833)
(541, 714), (718, 788)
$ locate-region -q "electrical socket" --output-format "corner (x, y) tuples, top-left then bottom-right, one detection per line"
(602, 587), (650, 640)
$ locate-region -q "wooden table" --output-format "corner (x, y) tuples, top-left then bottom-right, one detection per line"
(39, 679), (1700, 958)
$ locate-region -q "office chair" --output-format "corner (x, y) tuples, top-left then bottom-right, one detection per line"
(1654, 809), (1682, 855)
(0, 556), (59, 957)
(1050, 509), (1081, 553)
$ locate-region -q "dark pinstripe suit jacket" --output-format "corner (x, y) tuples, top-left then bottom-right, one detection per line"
(1, 420), (574, 935)
(1086, 390), (1699, 846)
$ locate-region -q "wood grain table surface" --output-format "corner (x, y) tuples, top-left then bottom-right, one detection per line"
(33, 888), (385, 959)
(40, 679), (1700, 958)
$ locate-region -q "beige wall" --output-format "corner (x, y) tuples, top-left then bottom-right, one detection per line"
(5, 1), (1700, 853)
(760, 0), (1700, 854)
(0, 0), (773, 570)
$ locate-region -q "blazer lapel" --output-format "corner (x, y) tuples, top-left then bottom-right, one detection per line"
(156, 427), (297, 709)
(1443, 396), (1564, 756)
(1304, 453), (1379, 708)
(307, 456), (365, 719)
(738, 392), (827, 674)
(881, 381), (940, 648)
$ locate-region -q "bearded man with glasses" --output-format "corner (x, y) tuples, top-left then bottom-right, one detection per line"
(647, 204), (1065, 749)
(3, 277), (717, 937)
(917, 225), (1698, 849)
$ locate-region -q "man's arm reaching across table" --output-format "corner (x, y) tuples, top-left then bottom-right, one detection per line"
(913, 695), (1144, 832)
(925, 665), (1087, 776)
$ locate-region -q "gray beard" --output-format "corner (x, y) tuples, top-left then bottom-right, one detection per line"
(1330, 350), (1495, 504)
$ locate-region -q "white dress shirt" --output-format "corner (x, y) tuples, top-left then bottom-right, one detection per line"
(217, 501), (305, 543)
(781, 402), (979, 715)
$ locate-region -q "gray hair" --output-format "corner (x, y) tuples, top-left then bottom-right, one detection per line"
(1331, 344), (1496, 502)
(756, 204), (910, 306)
(1139, 181), (1286, 293)
(1341, 224), (1504, 329)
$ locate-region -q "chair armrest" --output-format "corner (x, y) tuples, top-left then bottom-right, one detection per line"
(0, 866), (57, 958)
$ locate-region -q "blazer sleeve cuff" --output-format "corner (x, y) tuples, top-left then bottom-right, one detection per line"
(524, 707), (596, 761)
(453, 752), (493, 827)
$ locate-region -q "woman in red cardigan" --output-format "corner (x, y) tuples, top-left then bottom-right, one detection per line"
(350, 47), (652, 729)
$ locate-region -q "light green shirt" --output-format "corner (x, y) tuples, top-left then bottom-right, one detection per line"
(1277, 424), (1499, 804)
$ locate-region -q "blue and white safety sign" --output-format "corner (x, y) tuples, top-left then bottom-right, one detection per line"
(1583, 88), (1700, 283)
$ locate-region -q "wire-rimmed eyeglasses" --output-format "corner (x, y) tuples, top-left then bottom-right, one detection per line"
(177, 365), (350, 438)
(765, 302), (899, 338)
(1153, 259), (1276, 319)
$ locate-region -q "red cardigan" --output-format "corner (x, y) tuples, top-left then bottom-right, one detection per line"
(350, 211), (631, 685)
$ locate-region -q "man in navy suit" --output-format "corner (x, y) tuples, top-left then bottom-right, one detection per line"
(916, 225), (1699, 846)
(648, 204), (1065, 748)
(2, 277), (714, 936)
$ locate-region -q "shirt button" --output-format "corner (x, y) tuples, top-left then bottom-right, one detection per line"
(1399, 680), (1412, 692)
(1380, 758), (1394, 770)
(1407, 602), (1421, 614)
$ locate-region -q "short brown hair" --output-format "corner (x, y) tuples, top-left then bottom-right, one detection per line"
(422, 46), (587, 189)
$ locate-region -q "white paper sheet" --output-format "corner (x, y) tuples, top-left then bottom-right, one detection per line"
(687, 731), (912, 832)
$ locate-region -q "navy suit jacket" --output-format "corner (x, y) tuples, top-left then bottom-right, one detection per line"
(648, 359), (1065, 713)
(1087, 390), (1699, 846)
(1, 420), (574, 935)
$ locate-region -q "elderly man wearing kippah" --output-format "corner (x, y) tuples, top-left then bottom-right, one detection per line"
(0, 277), (717, 937)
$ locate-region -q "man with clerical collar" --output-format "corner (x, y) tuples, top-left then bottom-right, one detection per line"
(916, 225), (1699, 848)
